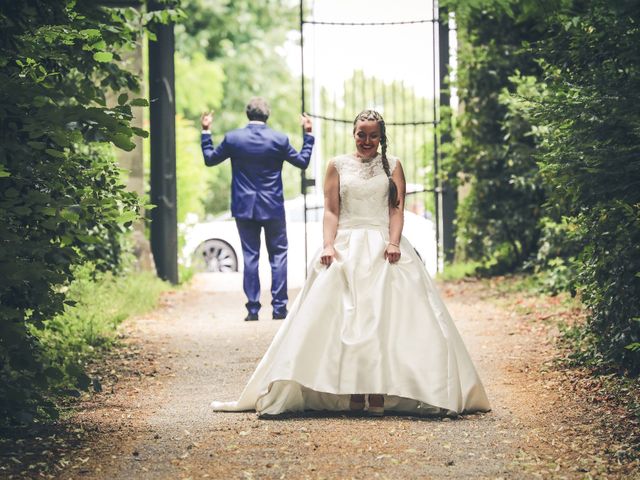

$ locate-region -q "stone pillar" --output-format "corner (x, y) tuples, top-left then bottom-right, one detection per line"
(111, 39), (155, 271)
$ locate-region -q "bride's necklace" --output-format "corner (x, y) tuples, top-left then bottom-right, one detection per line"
(353, 151), (378, 163)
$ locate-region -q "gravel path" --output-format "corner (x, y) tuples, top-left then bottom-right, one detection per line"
(53, 273), (631, 479)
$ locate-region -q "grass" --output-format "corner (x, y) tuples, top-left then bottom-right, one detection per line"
(35, 262), (173, 391)
(436, 261), (482, 281)
(179, 263), (195, 285)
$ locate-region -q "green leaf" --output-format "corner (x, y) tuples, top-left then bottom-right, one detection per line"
(111, 133), (136, 151)
(60, 208), (80, 223)
(117, 210), (138, 224)
(50, 131), (71, 147)
(14, 206), (32, 216)
(60, 234), (73, 247)
(90, 40), (107, 51)
(27, 141), (46, 150)
(65, 363), (83, 377)
(42, 218), (60, 230)
(44, 366), (64, 381)
(76, 372), (91, 390)
(43, 404), (59, 420)
(118, 93), (128, 106)
(92, 378), (102, 393)
(624, 343), (640, 352)
(79, 28), (101, 38)
(40, 206), (56, 216)
(0, 165), (10, 178)
(45, 148), (65, 158)
(132, 126), (149, 138)
(63, 389), (82, 398)
(93, 51), (113, 63)
(33, 96), (49, 107)
(130, 98), (149, 107)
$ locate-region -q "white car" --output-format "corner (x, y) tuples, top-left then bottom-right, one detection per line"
(181, 194), (437, 287)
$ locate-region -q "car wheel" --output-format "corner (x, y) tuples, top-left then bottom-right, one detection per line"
(194, 239), (238, 272)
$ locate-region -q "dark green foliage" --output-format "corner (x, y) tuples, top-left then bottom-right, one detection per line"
(447, 0), (640, 373)
(0, 1), (152, 423)
(530, 217), (581, 295)
(175, 0), (296, 62)
(530, 0), (640, 372)
(446, 5), (547, 273)
(174, 0), (298, 135)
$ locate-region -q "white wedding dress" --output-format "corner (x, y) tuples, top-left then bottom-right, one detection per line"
(211, 153), (490, 416)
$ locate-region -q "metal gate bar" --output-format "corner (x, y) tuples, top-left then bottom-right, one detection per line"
(299, 1), (444, 274)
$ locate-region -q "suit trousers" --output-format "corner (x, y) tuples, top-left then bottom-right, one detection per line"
(235, 218), (288, 316)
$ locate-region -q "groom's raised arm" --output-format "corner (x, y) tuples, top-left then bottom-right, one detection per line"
(284, 113), (314, 169)
(201, 132), (230, 167)
(283, 133), (315, 170)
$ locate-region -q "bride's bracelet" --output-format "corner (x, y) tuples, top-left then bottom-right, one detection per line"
(388, 242), (400, 248)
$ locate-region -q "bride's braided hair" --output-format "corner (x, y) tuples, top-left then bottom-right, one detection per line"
(353, 109), (400, 208)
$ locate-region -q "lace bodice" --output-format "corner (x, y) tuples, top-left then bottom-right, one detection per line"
(332, 153), (398, 229)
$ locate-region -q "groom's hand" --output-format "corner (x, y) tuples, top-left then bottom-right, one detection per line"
(201, 111), (214, 131)
(301, 113), (312, 133)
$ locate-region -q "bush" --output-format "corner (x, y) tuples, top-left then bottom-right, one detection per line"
(0, 1), (173, 424)
(529, 217), (581, 295)
(448, 0), (640, 374)
(529, 0), (640, 373)
(446, 5), (546, 273)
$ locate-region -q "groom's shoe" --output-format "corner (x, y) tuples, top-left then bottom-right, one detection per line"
(272, 310), (288, 320)
(244, 313), (259, 321)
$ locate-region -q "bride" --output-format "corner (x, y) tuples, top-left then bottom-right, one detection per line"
(211, 109), (490, 417)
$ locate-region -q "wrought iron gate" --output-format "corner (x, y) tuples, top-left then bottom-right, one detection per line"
(298, 0), (449, 274)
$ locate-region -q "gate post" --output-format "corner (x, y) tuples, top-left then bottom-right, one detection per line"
(439, 8), (457, 264)
(148, 1), (178, 284)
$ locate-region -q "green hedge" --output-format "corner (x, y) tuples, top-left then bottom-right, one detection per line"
(530, 0), (640, 372)
(445, 5), (546, 273)
(447, 0), (640, 373)
(0, 1), (170, 423)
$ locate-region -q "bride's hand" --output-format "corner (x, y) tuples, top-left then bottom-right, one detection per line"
(320, 245), (336, 267)
(384, 242), (401, 263)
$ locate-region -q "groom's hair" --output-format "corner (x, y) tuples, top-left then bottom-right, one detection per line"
(246, 97), (270, 122)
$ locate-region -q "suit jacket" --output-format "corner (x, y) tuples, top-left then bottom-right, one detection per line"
(201, 123), (315, 220)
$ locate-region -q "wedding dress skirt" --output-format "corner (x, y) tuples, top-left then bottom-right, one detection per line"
(211, 154), (490, 416)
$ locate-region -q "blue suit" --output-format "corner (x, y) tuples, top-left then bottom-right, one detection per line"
(201, 123), (315, 317)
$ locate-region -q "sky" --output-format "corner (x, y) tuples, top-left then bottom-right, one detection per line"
(284, 0), (439, 100)
(281, 0), (453, 183)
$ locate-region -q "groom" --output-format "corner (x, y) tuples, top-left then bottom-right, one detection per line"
(201, 98), (314, 321)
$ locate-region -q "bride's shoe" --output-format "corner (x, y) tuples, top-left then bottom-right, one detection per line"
(368, 394), (384, 416)
(349, 394), (365, 411)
